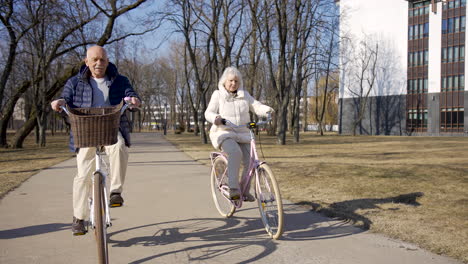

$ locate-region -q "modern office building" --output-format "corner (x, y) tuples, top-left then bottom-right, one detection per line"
(337, 0), (468, 135)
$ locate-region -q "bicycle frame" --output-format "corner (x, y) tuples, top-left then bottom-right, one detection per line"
(210, 120), (267, 208)
(210, 115), (283, 239)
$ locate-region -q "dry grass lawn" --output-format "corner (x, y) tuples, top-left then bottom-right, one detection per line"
(1, 131), (467, 262)
(164, 132), (468, 263)
(0, 133), (74, 198)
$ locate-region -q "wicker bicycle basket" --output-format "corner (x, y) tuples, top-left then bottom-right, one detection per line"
(67, 101), (123, 148)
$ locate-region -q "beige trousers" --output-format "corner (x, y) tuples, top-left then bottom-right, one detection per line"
(73, 132), (128, 220)
(220, 138), (251, 191)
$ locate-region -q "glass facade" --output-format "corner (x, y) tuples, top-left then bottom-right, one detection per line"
(407, 1), (430, 131)
(407, 0), (466, 133)
(441, 0), (466, 132)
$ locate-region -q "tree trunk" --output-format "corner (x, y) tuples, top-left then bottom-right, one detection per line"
(0, 80), (31, 147)
(199, 92), (208, 144)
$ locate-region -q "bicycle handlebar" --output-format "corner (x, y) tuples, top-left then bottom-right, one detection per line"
(59, 97), (138, 116)
(221, 112), (272, 129)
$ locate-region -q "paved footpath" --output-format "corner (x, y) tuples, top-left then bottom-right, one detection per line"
(0, 133), (462, 264)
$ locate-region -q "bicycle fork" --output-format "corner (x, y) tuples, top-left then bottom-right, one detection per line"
(89, 151), (112, 229)
(255, 164), (275, 208)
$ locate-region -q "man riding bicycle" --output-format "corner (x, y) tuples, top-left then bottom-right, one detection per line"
(51, 45), (141, 235)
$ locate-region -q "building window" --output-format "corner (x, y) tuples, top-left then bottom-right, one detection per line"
(442, 45), (465, 62)
(443, 16), (466, 34)
(461, 16), (466, 32)
(442, 75), (465, 91)
(441, 108), (465, 130)
(448, 18), (454, 33)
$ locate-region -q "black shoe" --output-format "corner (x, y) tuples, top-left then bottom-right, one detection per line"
(110, 193), (124, 207)
(243, 192), (255, 202)
(72, 217), (87, 236)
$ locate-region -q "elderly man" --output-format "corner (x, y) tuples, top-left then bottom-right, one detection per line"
(51, 45), (141, 235)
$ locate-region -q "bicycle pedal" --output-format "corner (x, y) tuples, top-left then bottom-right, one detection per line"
(110, 203), (122, 207)
(230, 195), (241, 200)
(73, 231), (87, 236)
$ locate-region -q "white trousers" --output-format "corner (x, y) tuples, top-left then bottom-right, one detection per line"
(73, 132), (128, 220)
(220, 138), (251, 191)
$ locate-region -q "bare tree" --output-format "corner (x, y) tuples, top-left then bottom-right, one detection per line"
(250, 0), (339, 144)
(10, 0), (151, 148)
(315, 14), (339, 136)
(168, 0), (210, 142)
(347, 38), (379, 136)
(0, 0), (43, 147)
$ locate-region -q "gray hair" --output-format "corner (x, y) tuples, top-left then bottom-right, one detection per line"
(218, 66), (244, 90)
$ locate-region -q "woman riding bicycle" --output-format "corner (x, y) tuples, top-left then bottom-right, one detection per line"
(205, 66), (274, 201)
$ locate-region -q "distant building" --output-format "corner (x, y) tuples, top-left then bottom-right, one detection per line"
(337, 0), (467, 135)
(10, 98), (26, 130)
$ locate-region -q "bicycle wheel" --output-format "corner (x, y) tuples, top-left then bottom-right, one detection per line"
(210, 155), (236, 217)
(93, 172), (109, 264)
(255, 163), (284, 239)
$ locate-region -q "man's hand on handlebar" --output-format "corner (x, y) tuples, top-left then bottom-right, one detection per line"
(124, 97), (141, 109)
(51, 99), (66, 112)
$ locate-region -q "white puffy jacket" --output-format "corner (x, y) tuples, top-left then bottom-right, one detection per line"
(205, 85), (273, 149)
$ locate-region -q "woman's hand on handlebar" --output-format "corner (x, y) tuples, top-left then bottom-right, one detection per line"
(214, 116), (224, 125)
(267, 111), (275, 121)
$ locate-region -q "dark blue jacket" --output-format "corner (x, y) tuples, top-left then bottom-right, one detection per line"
(60, 62), (139, 152)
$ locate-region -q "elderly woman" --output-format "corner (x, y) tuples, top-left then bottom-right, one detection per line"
(205, 66), (274, 201)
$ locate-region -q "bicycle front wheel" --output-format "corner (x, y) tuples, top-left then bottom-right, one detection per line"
(93, 172), (109, 264)
(210, 155), (236, 217)
(255, 163), (284, 239)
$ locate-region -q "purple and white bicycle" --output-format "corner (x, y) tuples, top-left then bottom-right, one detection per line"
(209, 115), (284, 239)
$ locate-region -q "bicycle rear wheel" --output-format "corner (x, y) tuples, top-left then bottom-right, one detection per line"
(210, 155), (236, 217)
(93, 172), (109, 264)
(255, 163), (284, 239)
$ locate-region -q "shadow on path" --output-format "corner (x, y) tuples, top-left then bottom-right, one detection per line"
(107, 203), (362, 263)
(0, 223), (69, 239)
(297, 192), (424, 230)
